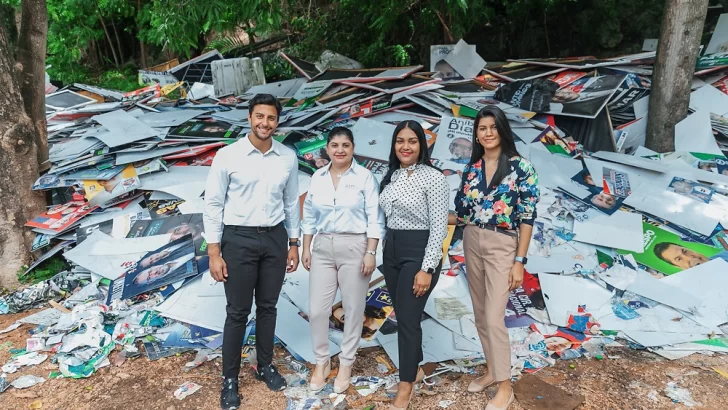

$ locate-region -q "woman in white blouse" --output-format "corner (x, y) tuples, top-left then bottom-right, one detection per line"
(378, 121), (450, 410)
(301, 126), (385, 394)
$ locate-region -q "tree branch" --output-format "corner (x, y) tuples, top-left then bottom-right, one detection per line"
(98, 11), (120, 67)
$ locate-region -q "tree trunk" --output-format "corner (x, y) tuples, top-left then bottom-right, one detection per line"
(646, 0), (709, 152)
(98, 11), (119, 67)
(16, 0), (48, 167)
(0, 14), (48, 289)
(138, 0), (148, 68)
(1, 4), (18, 55)
(110, 16), (124, 64)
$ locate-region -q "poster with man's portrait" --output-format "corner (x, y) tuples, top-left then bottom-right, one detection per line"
(121, 234), (198, 299)
(618, 223), (723, 275)
(127, 214), (209, 273)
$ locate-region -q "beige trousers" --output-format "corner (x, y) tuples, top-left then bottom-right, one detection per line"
(308, 233), (370, 366)
(464, 225), (517, 382)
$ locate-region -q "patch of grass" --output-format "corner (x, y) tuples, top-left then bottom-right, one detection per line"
(17, 256), (69, 285)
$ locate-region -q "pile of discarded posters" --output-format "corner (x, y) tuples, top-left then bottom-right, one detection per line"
(3, 29), (728, 406)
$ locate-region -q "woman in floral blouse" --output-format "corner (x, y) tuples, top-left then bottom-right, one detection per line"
(449, 105), (539, 410)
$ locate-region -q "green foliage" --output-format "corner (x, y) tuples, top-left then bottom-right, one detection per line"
(138, 0), (286, 58)
(95, 67), (141, 91)
(46, 0), (105, 83)
(289, 0), (490, 67)
(17, 256), (69, 285)
(261, 52), (296, 82)
(37, 0), (710, 88)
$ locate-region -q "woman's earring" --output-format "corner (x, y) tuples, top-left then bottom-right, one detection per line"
(475, 138), (479, 143)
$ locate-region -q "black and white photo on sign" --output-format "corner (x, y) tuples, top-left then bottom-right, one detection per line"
(432, 115), (474, 165)
(430, 45), (464, 79)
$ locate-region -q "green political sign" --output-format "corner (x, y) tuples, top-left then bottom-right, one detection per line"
(618, 222), (721, 275)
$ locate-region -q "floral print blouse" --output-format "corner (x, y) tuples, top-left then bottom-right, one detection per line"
(455, 156), (540, 229)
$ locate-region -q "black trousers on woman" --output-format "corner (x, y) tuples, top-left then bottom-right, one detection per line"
(382, 229), (441, 382)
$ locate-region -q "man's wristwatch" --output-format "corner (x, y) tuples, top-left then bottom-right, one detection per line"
(289, 240), (300, 247)
(365, 250), (376, 256)
(514, 256), (528, 265)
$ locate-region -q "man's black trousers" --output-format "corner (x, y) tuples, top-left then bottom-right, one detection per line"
(220, 223), (287, 378)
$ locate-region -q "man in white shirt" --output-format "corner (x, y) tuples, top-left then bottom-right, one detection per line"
(203, 94), (300, 410)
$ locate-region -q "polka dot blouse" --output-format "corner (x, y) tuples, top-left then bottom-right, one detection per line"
(379, 163), (450, 271)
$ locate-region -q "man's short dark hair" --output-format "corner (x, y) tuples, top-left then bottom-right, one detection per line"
(249, 93), (282, 117)
(653, 241), (678, 265)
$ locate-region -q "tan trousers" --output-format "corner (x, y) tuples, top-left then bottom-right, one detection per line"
(308, 233), (370, 366)
(464, 225), (517, 382)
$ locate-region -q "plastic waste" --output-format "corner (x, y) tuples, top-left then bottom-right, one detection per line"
(664, 382), (699, 407)
(10, 374), (45, 389)
(174, 381), (201, 400)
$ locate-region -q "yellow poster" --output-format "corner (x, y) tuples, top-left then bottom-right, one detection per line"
(83, 164), (140, 206)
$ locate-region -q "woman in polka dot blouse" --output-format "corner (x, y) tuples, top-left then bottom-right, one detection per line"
(378, 120), (450, 410)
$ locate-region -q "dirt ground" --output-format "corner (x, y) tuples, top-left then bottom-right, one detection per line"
(1, 308), (728, 410)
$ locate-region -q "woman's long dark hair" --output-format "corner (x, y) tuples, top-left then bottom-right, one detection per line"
(470, 105), (522, 189)
(379, 120), (438, 191)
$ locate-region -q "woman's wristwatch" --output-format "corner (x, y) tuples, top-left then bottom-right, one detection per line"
(365, 250), (376, 256)
(514, 256), (528, 264)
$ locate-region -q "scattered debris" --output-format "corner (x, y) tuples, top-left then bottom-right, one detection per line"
(0, 323), (21, 335)
(2, 353), (48, 374)
(10, 375), (45, 390)
(0, 373), (9, 393)
(664, 381), (700, 407)
(4, 24), (728, 408)
(173, 381), (201, 400)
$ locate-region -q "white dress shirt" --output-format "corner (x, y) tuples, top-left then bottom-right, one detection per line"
(203, 135), (300, 243)
(302, 162), (385, 238)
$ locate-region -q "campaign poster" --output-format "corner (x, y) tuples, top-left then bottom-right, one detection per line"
(535, 126), (573, 156)
(32, 174), (82, 191)
(294, 134), (329, 173)
(169, 120), (244, 139)
(505, 271), (545, 328)
(551, 71), (588, 89)
(430, 45), (467, 79)
(127, 214), (209, 273)
(143, 192), (185, 219)
(82, 164), (140, 207)
(715, 157), (728, 176)
(549, 75), (626, 119)
(583, 186), (625, 216)
(121, 234), (198, 299)
(618, 222), (722, 275)
(602, 167), (631, 197)
(666, 177), (714, 204)
(356, 155), (389, 184)
(431, 158), (467, 211)
(432, 116), (474, 164)
(329, 286), (393, 341)
(571, 168), (597, 188)
(25, 200), (97, 233)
